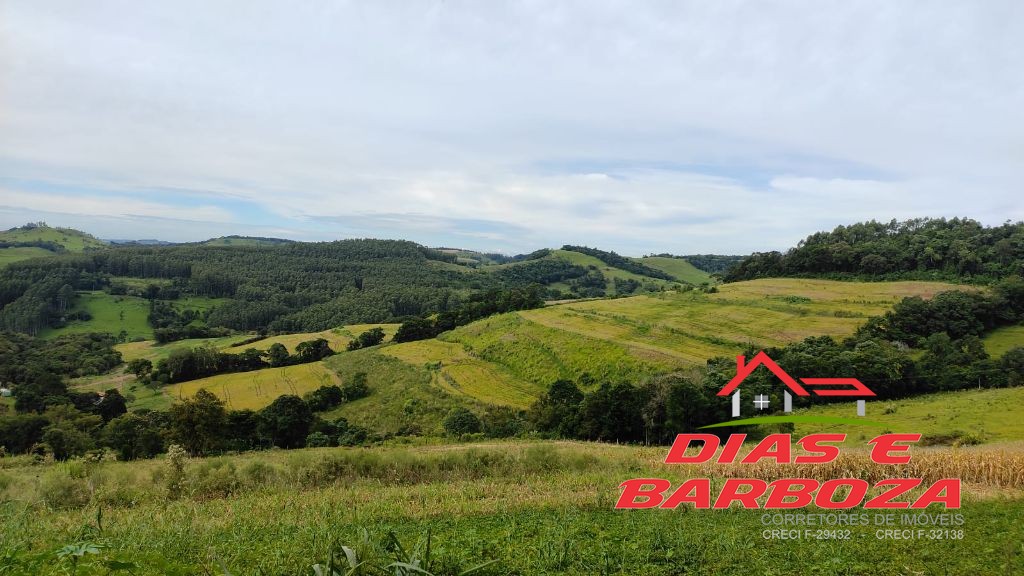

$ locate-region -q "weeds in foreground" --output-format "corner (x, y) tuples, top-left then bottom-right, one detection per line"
(1, 525), (497, 576)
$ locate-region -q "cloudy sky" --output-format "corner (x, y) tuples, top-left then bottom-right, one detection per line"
(1, 1), (1021, 254)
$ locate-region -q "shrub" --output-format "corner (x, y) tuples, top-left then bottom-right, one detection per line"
(341, 373), (370, 401)
(191, 460), (240, 499)
(443, 407), (482, 436)
(241, 460), (278, 487)
(306, 431), (331, 448)
(920, 431), (983, 447)
(303, 385), (344, 412)
(39, 470), (91, 510)
(94, 482), (148, 508)
(164, 444), (188, 500)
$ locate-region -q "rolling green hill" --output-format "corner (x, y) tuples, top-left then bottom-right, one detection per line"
(201, 235), (295, 246)
(634, 256), (712, 284)
(0, 223), (107, 266)
(320, 278), (967, 420)
(154, 279), (965, 429)
(547, 248), (682, 293)
(0, 222), (106, 251)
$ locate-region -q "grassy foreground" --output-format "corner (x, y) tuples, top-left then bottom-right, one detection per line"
(0, 440), (1021, 575)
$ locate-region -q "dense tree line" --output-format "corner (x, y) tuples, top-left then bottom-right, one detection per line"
(392, 286), (544, 343)
(724, 218), (1024, 282)
(562, 245), (678, 281)
(0, 240), (489, 334)
(346, 327), (385, 351)
(527, 375), (727, 444)
(137, 338), (336, 385)
(0, 332), (122, 386)
(0, 266), (98, 335)
(489, 258), (588, 286)
(676, 254), (746, 273)
(857, 278), (1024, 345)
(0, 239), (66, 253)
(148, 299), (232, 343)
(0, 331), (130, 457)
(568, 269), (608, 297)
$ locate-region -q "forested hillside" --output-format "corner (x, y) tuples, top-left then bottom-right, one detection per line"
(0, 240), (476, 335)
(0, 233), (694, 337)
(724, 218), (1024, 282)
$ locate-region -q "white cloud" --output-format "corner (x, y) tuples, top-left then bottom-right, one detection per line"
(0, 1), (1021, 253)
(0, 189), (234, 224)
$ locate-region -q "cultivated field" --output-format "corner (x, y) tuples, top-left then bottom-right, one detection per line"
(114, 324), (399, 364)
(88, 325), (399, 412)
(222, 324), (399, 354)
(1, 440), (1021, 575)
(85, 279), (978, 424)
(369, 279), (970, 408)
(164, 362), (341, 411)
(116, 335), (255, 363)
(379, 339), (538, 407)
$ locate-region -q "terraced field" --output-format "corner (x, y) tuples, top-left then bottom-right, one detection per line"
(116, 324), (399, 363)
(323, 350), (463, 434)
(164, 361), (341, 410)
(116, 335), (255, 362)
(94, 279), (977, 418)
(222, 323), (398, 354)
(380, 339), (539, 407)
(379, 279), (970, 408)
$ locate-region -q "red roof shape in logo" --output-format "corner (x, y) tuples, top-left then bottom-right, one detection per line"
(716, 351), (875, 398)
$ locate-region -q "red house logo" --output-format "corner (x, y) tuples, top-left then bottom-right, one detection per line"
(717, 352), (875, 417)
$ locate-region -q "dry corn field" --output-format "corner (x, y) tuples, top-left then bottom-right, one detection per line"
(693, 444), (1024, 490)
